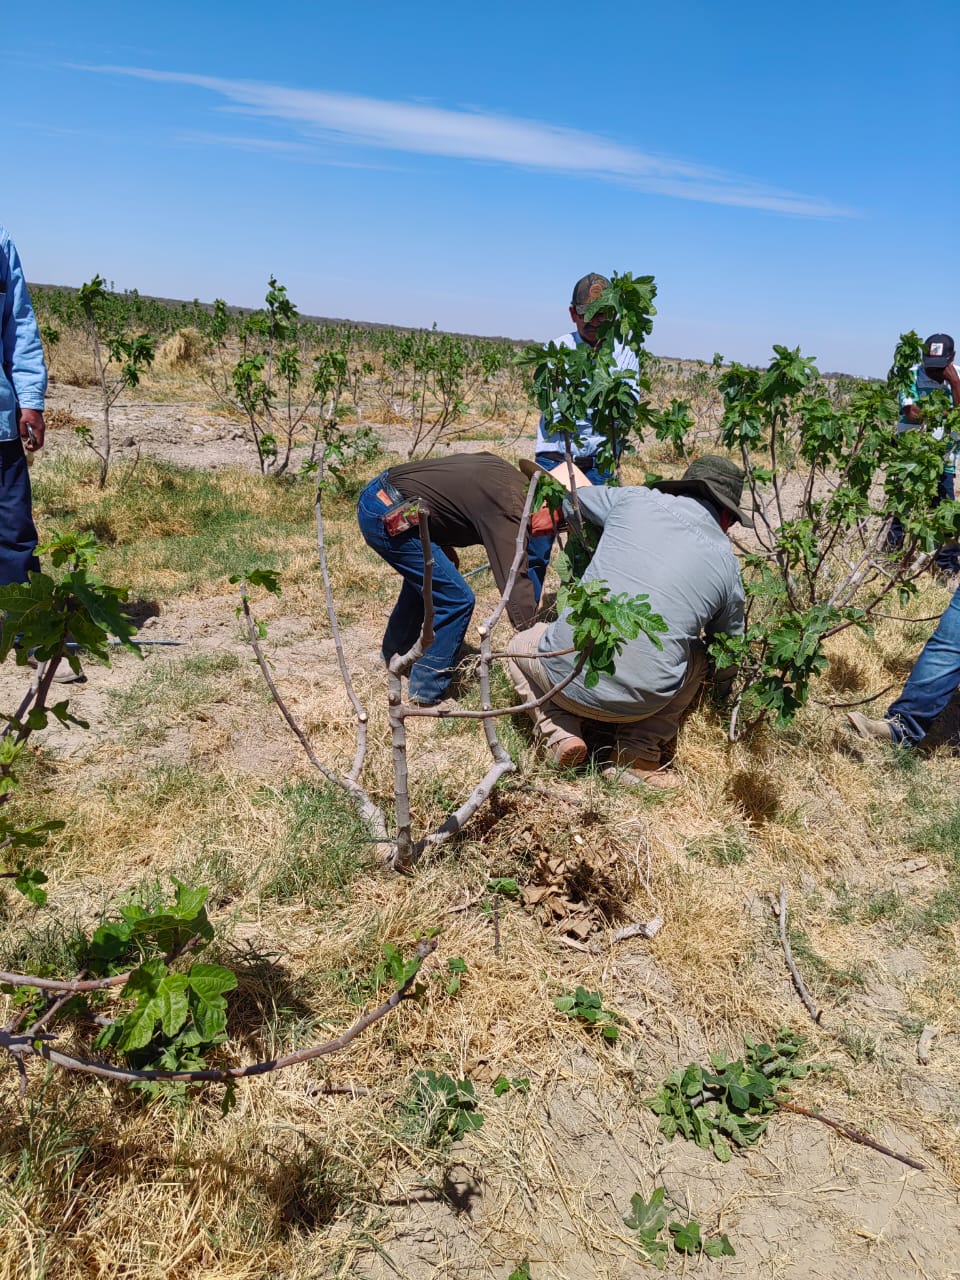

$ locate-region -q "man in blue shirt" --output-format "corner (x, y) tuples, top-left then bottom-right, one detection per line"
(527, 273), (639, 596)
(0, 224), (46, 585)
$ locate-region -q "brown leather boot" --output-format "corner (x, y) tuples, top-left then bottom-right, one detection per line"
(547, 734), (588, 768)
(846, 711), (894, 742)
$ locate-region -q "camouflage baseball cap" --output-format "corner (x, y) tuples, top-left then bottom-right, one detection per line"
(571, 273), (612, 316)
(649, 455), (754, 527)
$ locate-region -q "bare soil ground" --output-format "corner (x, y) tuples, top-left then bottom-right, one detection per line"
(1, 383), (958, 1280)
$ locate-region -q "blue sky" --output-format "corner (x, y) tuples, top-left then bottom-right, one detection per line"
(8, 2), (958, 375)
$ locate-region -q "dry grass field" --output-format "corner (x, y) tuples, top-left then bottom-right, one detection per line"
(0, 335), (958, 1280)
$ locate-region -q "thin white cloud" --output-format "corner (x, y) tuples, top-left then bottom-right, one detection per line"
(81, 65), (853, 217)
(179, 131), (312, 154)
(177, 131), (400, 170)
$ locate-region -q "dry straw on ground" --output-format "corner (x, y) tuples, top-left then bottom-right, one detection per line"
(0, 390), (958, 1276)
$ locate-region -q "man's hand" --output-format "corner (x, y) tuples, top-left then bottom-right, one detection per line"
(440, 545), (460, 570)
(16, 408), (45, 451)
(944, 363), (960, 408)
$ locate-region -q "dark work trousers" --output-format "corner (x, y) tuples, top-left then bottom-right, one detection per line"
(0, 440), (39, 585)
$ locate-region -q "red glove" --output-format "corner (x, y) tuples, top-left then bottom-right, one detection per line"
(530, 507), (560, 537)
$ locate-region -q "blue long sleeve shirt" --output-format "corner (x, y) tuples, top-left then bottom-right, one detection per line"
(0, 224), (47, 441)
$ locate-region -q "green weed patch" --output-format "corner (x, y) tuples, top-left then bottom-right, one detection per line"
(33, 456), (314, 599)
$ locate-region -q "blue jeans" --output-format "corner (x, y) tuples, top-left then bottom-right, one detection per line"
(0, 441), (39, 586)
(357, 473), (474, 704)
(886, 585), (960, 745)
(526, 451), (613, 598)
(886, 470), (959, 573)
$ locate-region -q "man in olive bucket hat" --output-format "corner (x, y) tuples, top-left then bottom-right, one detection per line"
(507, 456), (749, 785)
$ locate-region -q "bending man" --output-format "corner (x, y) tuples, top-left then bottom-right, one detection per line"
(358, 453), (538, 706)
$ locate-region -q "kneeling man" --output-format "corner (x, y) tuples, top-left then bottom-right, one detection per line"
(507, 457), (749, 783)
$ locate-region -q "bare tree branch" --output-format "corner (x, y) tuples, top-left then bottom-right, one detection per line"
(1, 664), (43, 744)
(384, 478), (554, 865)
(1, 939), (437, 1086)
(774, 886), (822, 1024)
(812, 682), (897, 710)
(400, 650), (590, 723)
(777, 1101), (925, 1171)
(474, 473), (539, 767)
(24, 981), (88, 1037)
(561, 434), (585, 535)
(399, 478), (597, 861)
(239, 582), (388, 848)
(388, 514), (435, 869)
(403, 654), (592, 860)
(413, 759), (517, 858)
(0, 934), (204, 996)
(483, 474), (539, 638)
(0, 968), (130, 994)
(728, 688), (745, 743)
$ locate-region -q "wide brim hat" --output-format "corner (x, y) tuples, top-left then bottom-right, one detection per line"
(519, 458), (594, 492)
(649, 455), (754, 528)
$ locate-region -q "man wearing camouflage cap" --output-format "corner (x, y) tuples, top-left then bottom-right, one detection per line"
(527, 272), (640, 596)
(507, 456), (749, 785)
(885, 333), (960, 577)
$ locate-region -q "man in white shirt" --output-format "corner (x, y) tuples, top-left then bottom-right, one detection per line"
(527, 273), (639, 595)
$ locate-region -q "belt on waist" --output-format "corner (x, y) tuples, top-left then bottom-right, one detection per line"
(540, 452), (596, 467)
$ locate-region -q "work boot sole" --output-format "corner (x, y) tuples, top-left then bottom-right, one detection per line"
(550, 737), (588, 769)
